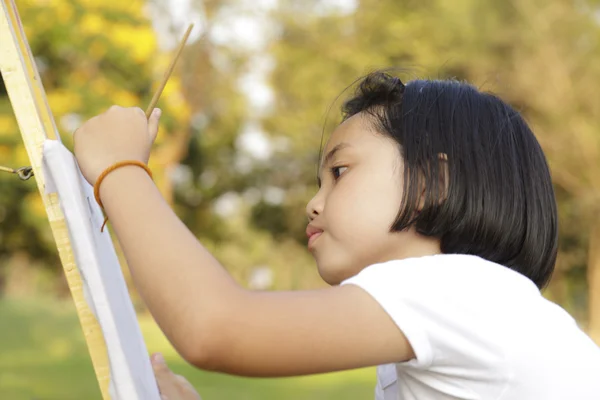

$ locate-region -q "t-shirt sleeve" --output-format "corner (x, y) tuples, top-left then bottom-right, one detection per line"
(340, 255), (517, 371)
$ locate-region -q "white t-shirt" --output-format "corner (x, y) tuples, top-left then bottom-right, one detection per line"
(341, 254), (600, 400)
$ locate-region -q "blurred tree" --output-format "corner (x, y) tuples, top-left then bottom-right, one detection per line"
(168, 0), (325, 289)
(0, 0), (191, 295)
(0, 0), (324, 298)
(3, 0), (599, 344)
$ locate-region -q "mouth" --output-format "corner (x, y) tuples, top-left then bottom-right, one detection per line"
(306, 224), (324, 250)
(307, 231), (323, 250)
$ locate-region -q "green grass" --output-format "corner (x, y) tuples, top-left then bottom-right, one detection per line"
(0, 298), (375, 399)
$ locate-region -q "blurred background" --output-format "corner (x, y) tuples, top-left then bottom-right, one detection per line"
(1, 0), (599, 398)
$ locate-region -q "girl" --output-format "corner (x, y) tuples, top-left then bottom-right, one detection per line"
(74, 72), (600, 400)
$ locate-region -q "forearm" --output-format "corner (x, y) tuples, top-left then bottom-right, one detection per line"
(98, 166), (241, 360)
(96, 167), (412, 378)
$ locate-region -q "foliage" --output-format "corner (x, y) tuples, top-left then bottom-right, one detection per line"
(1, 0), (599, 327)
(261, 0), (600, 321)
(0, 0), (191, 291)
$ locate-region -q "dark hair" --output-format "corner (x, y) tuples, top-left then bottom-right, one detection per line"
(341, 71), (558, 289)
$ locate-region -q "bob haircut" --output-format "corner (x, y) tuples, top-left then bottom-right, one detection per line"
(341, 71), (558, 289)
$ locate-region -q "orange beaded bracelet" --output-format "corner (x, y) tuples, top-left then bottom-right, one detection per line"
(93, 160), (153, 232)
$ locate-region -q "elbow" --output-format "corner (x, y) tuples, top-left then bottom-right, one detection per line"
(179, 334), (214, 370)
(176, 286), (248, 373)
(177, 311), (232, 372)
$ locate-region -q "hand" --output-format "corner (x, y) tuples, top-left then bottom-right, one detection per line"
(151, 353), (202, 400)
(73, 105), (161, 185)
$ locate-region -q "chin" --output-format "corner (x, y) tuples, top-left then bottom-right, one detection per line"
(318, 270), (342, 286)
(315, 259), (358, 286)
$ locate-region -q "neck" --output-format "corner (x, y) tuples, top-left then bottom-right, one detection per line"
(385, 230), (442, 263)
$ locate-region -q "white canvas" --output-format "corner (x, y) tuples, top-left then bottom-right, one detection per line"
(42, 139), (161, 400)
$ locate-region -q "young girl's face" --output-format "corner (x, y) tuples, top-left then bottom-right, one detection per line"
(306, 113), (441, 285)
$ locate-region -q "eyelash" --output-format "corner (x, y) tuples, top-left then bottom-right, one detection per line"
(330, 166), (347, 180)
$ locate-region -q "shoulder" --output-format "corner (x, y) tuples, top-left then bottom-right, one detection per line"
(342, 253), (539, 299)
(340, 254), (543, 368)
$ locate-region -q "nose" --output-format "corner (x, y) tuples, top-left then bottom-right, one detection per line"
(306, 190), (324, 221)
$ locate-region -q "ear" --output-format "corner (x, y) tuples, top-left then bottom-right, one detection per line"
(416, 153), (449, 212)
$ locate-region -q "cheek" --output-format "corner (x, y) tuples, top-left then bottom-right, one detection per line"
(327, 177), (403, 239)
(315, 179), (403, 283)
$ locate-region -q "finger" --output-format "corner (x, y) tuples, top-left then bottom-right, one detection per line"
(134, 106), (146, 118)
(107, 104), (123, 114)
(148, 108), (162, 143)
(152, 352), (177, 381)
(151, 352), (170, 373)
(152, 353), (180, 396)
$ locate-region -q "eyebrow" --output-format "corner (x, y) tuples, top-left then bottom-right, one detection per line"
(323, 142), (351, 166)
(317, 142), (352, 186)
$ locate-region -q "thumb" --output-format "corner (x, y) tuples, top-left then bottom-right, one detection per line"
(152, 353), (178, 400)
(151, 352), (171, 375)
(148, 108), (162, 144)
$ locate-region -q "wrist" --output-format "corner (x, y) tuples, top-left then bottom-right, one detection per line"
(97, 165), (153, 206)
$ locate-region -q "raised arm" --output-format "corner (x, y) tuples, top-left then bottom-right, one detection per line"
(74, 106), (414, 376)
(100, 165), (414, 376)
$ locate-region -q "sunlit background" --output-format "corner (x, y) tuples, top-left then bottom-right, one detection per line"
(1, 0), (599, 398)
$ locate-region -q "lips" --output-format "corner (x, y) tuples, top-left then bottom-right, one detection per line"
(306, 224), (324, 249)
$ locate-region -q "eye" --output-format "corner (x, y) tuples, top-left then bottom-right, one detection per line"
(331, 166), (348, 180)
